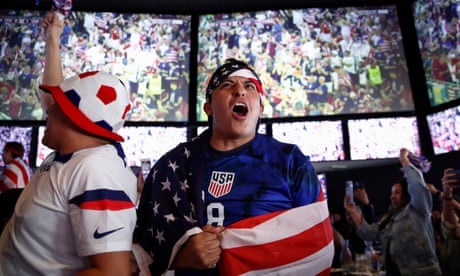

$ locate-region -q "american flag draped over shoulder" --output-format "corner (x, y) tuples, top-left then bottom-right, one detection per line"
(134, 130), (334, 275)
(134, 135), (207, 276)
(218, 200), (334, 276)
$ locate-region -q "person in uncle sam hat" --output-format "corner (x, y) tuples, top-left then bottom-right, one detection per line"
(134, 58), (334, 276)
(0, 12), (137, 276)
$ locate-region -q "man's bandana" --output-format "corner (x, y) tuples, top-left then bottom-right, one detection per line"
(206, 61), (263, 100)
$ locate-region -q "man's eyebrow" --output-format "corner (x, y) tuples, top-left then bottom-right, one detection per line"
(219, 79), (257, 87)
(221, 79), (251, 83)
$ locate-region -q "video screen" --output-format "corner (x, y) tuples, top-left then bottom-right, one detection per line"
(0, 9), (191, 122)
(36, 125), (188, 167)
(272, 120), (345, 162)
(0, 126), (33, 167)
(35, 126), (54, 167)
(413, 0), (460, 106)
(348, 116), (420, 160)
(426, 106), (460, 155)
(197, 5), (413, 121)
(118, 125), (187, 167)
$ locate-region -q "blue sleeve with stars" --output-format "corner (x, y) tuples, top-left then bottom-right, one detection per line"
(135, 138), (204, 276)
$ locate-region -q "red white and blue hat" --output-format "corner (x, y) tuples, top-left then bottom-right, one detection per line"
(39, 71), (131, 142)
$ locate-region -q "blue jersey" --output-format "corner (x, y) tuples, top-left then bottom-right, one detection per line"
(135, 131), (321, 275)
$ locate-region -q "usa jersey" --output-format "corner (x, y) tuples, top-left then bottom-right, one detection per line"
(135, 131), (321, 276)
(0, 144), (137, 275)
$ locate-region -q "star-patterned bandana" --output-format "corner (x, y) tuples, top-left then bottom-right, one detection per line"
(205, 60), (263, 100)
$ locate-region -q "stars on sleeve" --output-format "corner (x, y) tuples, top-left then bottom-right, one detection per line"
(147, 225), (153, 237)
(168, 159), (179, 172)
(190, 202), (196, 213)
(164, 213), (176, 223)
(172, 193), (181, 206)
(155, 229), (166, 245)
(184, 212), (197, 224)
(152, 168), (159, 180)
(161, 178), (171, 191)
(152, 201), (160, 216)
(180, 179), (189, 191)
(184, 147), (191, 158)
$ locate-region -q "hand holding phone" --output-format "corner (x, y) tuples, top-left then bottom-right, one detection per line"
(345, 180), (354, 204)
(450, 170), (460, 191)
(445, 169), (460, 183)
(140, 159), (152, 178)
(442, 169), (460, 196)
(454, 169), (460, 181)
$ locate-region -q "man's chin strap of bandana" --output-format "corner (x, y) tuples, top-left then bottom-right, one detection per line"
(205, 60), (264, 100)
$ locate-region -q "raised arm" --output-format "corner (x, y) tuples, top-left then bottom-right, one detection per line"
(355, 187), (376, 223)
(400, 148), (432, 216)
(40, 12), (65, 109)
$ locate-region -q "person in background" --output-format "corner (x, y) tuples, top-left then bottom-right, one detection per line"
(331, 226), (352, 269)
(0, 141), (31, 191)
(426, 182), (446, 261)
(134, 58), (334, 275)
(333, 183), (376, 261)
(439, 168), (460, 275)
(0, 12), (137, 275)
(344, 148), (442, 276)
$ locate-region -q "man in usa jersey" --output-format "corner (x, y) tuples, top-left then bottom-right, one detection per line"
(135, 58), (334, 275)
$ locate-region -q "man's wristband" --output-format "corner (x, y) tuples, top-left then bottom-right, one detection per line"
(443, 197), (453, 201)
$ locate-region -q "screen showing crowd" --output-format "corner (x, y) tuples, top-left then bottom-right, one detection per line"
(0, 10), (191, 122)
(35, 125), (188, 167)
(427, 106), (460, 155)
(413, 0), (460, 107)
(272, 120), (345, 162)
(197, 5), (414, 121)
(0, 126), (32, 167)
(348, 116), (421, 160)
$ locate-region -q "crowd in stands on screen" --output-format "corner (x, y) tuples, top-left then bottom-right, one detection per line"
(196, 8), (414, 120)
(0, 11), (189, 121)
(414, 1), (460, 104)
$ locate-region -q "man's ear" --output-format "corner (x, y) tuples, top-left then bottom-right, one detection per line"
(204, 101), (212, 116)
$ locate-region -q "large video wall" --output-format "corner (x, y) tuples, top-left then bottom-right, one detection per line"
(0, 0), (456, 170)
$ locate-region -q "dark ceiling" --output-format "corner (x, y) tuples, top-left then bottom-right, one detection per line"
(3, 0), (412, 14)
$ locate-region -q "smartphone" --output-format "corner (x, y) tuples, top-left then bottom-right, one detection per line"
(452, 170), (460, 192)
(353, 181), (363, 190)
(454, 169), (460, 181)
(140, 159), (152, 178)
(445, 170), (460, 199)
(345, 180), (354, 204)
(447, 169), (460, 183)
